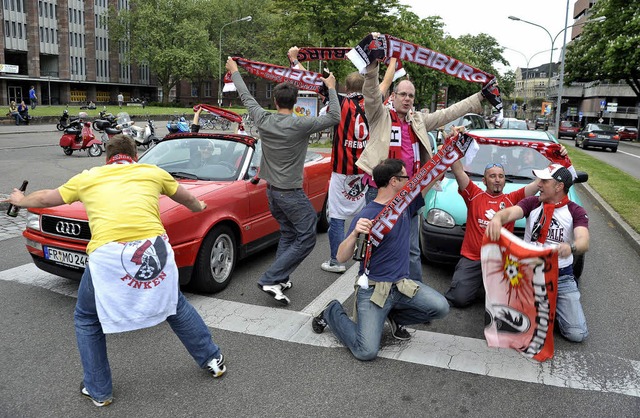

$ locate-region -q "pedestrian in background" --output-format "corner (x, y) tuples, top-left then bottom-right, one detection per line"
(29, 85), (37, 110)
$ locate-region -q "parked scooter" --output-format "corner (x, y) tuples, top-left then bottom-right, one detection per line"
(59, 112), (104, 157)
(92, 107), (118, 131)
(93, 118), (123, 147)
(116, 112), (159, 149)
(166, 114), (190, 134)
(56, 108), (79, 131)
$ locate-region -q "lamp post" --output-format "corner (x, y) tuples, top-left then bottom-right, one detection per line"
(504, 47), (556, 119)
(218, 16), (252, 106)
(509, 13), (606, 133)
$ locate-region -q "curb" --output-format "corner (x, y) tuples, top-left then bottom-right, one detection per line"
(579, 182), (640, 257)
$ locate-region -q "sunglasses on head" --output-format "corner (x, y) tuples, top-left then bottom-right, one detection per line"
(485, 163), (504, 170)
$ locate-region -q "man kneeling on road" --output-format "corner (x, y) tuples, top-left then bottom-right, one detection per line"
(311, 159), (449, 360)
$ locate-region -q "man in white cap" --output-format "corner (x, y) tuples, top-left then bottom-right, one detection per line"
(486, 163), (590, 343)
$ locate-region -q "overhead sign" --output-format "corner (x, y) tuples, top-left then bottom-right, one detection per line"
(606, 103), (618, 113)
(0, 64), (19, 73)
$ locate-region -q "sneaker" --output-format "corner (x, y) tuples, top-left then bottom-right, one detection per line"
(279, 280), (293, 291)
(206, 354), (227, 378)
(312, 311), (328, 334)
(81, 386), (112, 407)
(388, 317), (411, 341)
(321, 260), (346, 273)
(259, 283), (290, 305)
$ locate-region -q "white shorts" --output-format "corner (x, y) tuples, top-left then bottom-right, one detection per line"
(327, 172), (367, 220)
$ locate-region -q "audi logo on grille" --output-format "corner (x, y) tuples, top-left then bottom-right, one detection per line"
(55, 221), (82, 236)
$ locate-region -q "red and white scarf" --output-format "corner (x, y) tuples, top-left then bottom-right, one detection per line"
(193, 104), (243, 124)
(481, 228), (558, 361)
(107, 154), (136, 165)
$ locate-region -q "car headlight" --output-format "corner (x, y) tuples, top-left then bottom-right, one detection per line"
(426, 208), (455, 228)
(26, 212), (41, 231)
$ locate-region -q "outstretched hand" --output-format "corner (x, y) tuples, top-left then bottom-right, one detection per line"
(321, 69), (336, 90)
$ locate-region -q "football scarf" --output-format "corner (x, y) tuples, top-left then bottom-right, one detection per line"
(194, 104), (243, 124)
(481, 228), (558, 362)
(360, 132), (474, 272)
(292, 47), (406, 81)
(531, 195), (570, 244)
(223, 57), (328, 96)
(346, 33), (503, 111)
(107, 154), (136, 164)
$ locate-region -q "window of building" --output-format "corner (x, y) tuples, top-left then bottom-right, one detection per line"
(50, 3), (53, 18)
(191, 84), (198, 97)
(266, 83), (273, 99)
(249, 82), (257, 97)
(203, 81), (212, 97)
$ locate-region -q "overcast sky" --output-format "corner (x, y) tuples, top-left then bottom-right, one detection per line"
(398, 0), (576, 73)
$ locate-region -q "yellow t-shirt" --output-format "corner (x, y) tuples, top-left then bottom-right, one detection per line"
(58, 163), (179, 254)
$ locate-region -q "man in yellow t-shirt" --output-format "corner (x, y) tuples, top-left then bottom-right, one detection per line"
(5, 135), (226, 407)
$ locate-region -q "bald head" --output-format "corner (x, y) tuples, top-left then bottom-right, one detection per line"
(392, 80), (416, 118)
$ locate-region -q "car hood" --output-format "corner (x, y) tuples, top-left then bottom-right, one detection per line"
(30, 181), (234, 220)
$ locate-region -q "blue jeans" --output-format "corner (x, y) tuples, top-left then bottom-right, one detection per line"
(364, 186), (422, 282)
(556, 274), (588, 342)
(74, 267), (222, 402)
(258, 188), (317, 286)
(328, 217), (345, 263)
(323, 283), (449, 360)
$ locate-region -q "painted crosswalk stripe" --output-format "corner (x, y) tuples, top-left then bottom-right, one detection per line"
(1, 263), (638, 398)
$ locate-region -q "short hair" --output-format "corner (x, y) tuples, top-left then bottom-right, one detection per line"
(373, 158), (405, 188)
(106, 134), (137, 159)
(393, 79), (414, 93)
(345, 71), (364, 93)
(273, 82), (298, 109)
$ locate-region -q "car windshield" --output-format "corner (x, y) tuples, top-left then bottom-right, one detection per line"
(139, 137), (252, 181)
(503, 119), (528, 130)
(561, 121), (579, 128)
(458, 142), (554, 180)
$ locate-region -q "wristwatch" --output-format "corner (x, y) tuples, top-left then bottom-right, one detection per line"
(570, 242), (577, 254)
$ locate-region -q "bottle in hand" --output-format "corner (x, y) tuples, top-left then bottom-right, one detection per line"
(6, 180), (28, 217)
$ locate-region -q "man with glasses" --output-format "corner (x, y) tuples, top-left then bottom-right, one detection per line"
(311, 159), (449, 359)
(486, 164), (589, 342)
(356, 59), (491, 292)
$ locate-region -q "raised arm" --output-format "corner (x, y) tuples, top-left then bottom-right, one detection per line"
(379, 57), (397, 96)
(288, 46), (307, 71)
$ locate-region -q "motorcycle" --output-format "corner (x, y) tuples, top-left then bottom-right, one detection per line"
(93, 118), (123, 147)
(116, 112), (159, 149)
(166, 114), (190, 134)
(59, 112), (103, 157)
(92, 107), (118, 131)
(56, 108), (79, 131)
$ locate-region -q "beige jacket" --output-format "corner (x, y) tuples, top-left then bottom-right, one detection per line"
(355, 63), (484, 175)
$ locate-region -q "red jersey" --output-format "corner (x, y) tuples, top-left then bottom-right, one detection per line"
(459, 182), (526, 260)
(331, 94), (368, 175)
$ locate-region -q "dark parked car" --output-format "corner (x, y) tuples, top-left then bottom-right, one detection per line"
(558, 121), (581, 139)
(616, 126), (638, 141)
(575, 123), (620, 152)
(535, 117), (549, 130)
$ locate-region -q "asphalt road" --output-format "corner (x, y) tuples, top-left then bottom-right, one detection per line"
(558, 136), (640, 180)
(1, 129), (639, 416)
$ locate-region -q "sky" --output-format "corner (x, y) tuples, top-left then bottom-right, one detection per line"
(398, 0), (576, 74)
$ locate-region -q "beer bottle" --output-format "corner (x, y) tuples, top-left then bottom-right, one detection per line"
(6, 180), (28, 217)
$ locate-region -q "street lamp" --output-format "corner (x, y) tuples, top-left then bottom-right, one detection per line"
(218, 16), (252, 106)
(508, 13), (606, 132)
(504, 47), (556, 118)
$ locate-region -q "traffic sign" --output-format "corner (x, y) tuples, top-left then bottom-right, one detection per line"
(600, 100), (607, 110)
(0, 64), (19, 73)
(606, 103), (618, 113)
(512, 103), (518, 111)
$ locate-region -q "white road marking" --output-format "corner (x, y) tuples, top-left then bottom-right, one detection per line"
(618, 150), (640, 159)
(1, 263), (639, 398)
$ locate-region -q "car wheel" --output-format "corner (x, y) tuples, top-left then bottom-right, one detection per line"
(572, 253), (585, 285)
(192, 225), (236, 293)
(574, 138), (579, 148)
(317, 196), (330, 233)
(63, 147), (73, 156)
(611, 147), (618, 153)
(88, 143), (103, 157)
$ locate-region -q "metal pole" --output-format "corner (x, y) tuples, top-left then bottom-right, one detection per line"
(554, 0), (571, 137)
(218, 16), (252, 107)
(48, 76), (51, 106)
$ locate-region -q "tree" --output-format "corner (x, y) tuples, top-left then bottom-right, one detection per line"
(565, 0), (640, 98)
(109, 0), (217, 103)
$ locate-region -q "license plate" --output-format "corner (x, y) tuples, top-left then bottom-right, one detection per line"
(597, 135), (610, 139)
(44, 246), (88, 268)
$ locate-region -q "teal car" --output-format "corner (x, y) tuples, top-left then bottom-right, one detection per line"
(419, 128), (588, 277)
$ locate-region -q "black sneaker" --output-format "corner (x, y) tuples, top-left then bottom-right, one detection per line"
(388, 317), (411, 341)
(80, 385), (112, 407)
(312, 311), (328, 334)
(206, 354), (226, 378)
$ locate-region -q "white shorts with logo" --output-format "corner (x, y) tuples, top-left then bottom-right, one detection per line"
(327, 172), (368, 220)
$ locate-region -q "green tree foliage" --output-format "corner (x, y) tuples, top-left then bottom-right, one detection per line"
(108, 0), (217, 103)
(565, 0), (640, 97)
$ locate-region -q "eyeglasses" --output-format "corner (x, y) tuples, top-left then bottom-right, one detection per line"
(395, 92), (415, 99)
(485, 163), (504, 170)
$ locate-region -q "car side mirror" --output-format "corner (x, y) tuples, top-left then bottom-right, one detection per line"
(574, 170), (588, 184)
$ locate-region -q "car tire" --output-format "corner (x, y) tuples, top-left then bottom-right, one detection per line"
(611, 147), (618, 153)
(192, 224), (236, 293)
(317, 196), (330, 233)
(573, 253), (585, 284)
(88, 143), (103, 157)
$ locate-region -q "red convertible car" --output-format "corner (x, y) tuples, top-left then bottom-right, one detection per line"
(22, 132), (331, 293)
